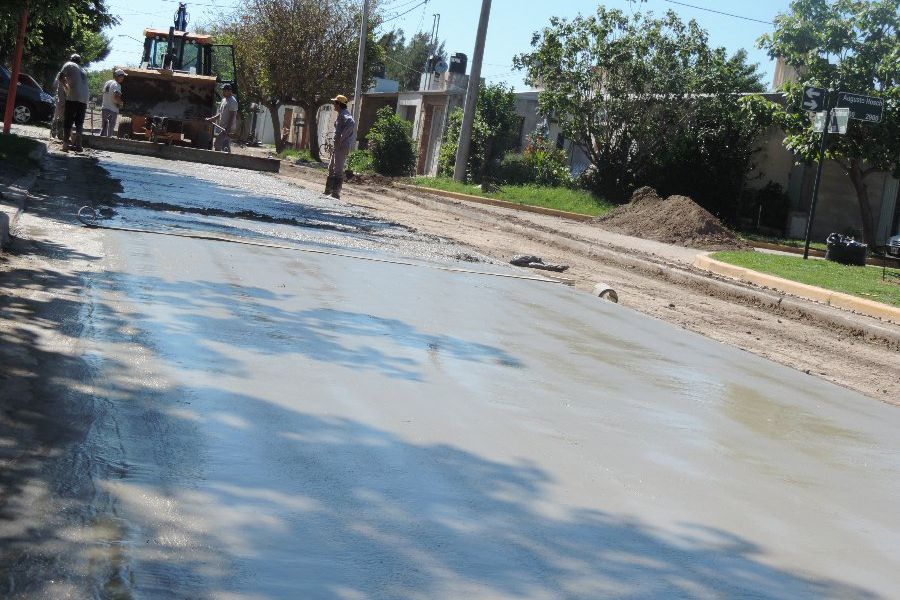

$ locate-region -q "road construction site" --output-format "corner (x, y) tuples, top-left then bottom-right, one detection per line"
(1, 136), (899, 598)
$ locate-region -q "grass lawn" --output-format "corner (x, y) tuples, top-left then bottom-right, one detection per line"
(410, 176), (613, 217)
(738, 232), (828, 253)
(0, 133), (40, 171)
(712, 250), (900, 307)
(278, 147), (315, 162)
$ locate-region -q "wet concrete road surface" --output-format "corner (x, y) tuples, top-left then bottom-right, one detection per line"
(2, 153), (900, 598)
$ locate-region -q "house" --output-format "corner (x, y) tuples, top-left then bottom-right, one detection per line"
(743, 60), (899, 244)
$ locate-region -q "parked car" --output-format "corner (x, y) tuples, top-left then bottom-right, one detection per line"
(0, 66), (56, 124)
(888, 233), (900, 257)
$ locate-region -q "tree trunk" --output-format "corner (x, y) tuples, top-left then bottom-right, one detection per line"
(267, 103), (284, 154)
(305, 103), (321, 162)
(848, 158), (875, 247)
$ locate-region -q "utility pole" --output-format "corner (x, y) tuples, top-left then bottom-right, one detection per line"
(351, 0), (370, 149)
(3, 2), (28, 135)
(453, 0), (492, 182)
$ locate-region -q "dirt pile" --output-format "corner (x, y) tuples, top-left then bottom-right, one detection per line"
(596, 187), (746, 250)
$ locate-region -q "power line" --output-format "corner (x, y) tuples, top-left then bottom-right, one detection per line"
(661, 0), (774, 26)
(380, 0), (429, 25)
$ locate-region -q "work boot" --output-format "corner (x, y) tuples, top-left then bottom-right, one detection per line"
(73, 133), (83, 153)
(331, 178), (343, 199)
(324, 176), (334, 196)
(62, 133), (71, 153)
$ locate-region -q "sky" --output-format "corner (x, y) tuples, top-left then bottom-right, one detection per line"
(97, 0), (790, 91)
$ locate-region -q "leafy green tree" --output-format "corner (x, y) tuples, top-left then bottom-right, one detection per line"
(438, 83), (518, 182)
(746, 0), (899, 245)
(368, 106), (416, 176)
(380, 29), (445, 91)
(0, 0), (116, 86)
(86, 67), (113, 100)
(215, 0), (384, 155)
(514, 7), (764, 216)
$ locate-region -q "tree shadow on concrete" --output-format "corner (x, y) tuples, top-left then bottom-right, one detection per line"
(80, 385), (882, 600)
(86, 272), (523, 381)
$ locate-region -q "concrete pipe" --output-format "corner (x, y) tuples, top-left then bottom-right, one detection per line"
(593, 282), (619, 303)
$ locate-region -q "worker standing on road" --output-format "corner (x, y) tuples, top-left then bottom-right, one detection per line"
(206, 83), (238, 152)
(50, 73), (67, 140)
(324, 94), (356, 199)
(100, 69), (126, 137)
(56, 54), (89, 153)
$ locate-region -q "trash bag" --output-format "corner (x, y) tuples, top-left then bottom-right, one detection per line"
(825, 233), (867, 266)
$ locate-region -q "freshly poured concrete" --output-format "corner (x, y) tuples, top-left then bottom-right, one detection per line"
(61, 227), (899, 598)
(4, 152), (898, 598)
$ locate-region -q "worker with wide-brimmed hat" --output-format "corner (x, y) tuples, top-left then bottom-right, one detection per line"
(324, 94), (356, 199)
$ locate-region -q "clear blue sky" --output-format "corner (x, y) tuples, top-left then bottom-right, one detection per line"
(98, 0), (790, 90)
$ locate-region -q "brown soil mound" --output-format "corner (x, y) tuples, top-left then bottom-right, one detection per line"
(596, 187), (746, 250)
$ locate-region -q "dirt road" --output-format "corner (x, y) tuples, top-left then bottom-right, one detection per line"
(279, 165), (900, 403)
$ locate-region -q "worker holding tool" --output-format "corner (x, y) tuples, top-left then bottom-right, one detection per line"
(324, 94), (356, 199)
(56, 54), (89, 153)
(100, 69), (126, 137)
(206, 83), (238, 152)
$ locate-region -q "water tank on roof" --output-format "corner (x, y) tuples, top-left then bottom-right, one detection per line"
(449, 53), (467, 75)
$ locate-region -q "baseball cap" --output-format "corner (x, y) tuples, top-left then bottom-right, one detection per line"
(70, 53), (82, 64)
(114, 68), (126, 77)
(331, 95), (349, 104)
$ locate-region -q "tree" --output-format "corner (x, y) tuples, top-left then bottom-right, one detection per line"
(368, 106), (416, 175)
(438, 83), (518, 182)
(747, 0), (899, 246)
(0, 0), (116, 86)
(514, 7), (765, 215)
(217, 0), (384, 155)
(380, 29), (445, 91)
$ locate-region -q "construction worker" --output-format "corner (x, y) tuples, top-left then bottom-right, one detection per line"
(324, 94), (356, 199)
(50, 73), (66, 140)
(205, 83), (238, 152)
(100, 69), (126, 137)
(56, 53), (89, 152)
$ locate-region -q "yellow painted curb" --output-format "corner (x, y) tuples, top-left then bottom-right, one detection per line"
(694, 254), (900, 323)
(396, 184), (596, 222)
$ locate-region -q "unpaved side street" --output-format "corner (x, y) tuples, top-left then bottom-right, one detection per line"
(280, 165), (900, 403)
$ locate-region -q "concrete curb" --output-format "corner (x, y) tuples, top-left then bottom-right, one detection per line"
(83, 135), (281, 173)
(395, 184), (596, 222)
(694, 254), (900, 325)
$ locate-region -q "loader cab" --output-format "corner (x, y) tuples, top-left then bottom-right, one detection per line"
(140, 29), (236, 88)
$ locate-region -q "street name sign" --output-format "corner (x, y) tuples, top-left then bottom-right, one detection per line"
(837, 92), (884, 123)
(802, 86), (827, 111)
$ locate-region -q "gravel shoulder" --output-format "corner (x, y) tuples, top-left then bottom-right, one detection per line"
(279, 164), (900, 403)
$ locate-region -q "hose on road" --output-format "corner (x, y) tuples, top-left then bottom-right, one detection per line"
(76, 206), (561, 283)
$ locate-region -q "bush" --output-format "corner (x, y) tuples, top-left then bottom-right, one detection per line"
(739, 181), (790, 231)
(522, 131), (572, 187)
(368, 106), (417, 176)
(347, 149), (374, 173)
(498, 153), (532, 184)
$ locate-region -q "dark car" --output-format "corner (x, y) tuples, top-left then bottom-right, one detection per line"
(0, 66), (56, 124)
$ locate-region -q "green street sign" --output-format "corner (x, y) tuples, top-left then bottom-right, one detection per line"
(836, 92), (884, 123)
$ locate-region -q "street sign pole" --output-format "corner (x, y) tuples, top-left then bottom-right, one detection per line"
(803, 95), (832, 260)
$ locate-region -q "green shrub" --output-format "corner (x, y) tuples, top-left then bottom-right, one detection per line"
(523, 131), (572, 188)
(347, 149), (374, 173)
(498, 152), (532, 184)
(368, 106), (417, 176)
